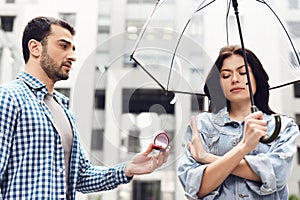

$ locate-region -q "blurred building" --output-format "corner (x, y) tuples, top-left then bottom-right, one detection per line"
(0, 0), (300, 199)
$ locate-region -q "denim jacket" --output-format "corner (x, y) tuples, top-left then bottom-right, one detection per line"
(177, 107), (299, 200)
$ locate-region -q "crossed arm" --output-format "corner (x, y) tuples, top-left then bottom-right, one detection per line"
(188, 113), (266, 198)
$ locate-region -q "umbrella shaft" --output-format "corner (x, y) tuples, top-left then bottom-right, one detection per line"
(232, 0), (255, 107)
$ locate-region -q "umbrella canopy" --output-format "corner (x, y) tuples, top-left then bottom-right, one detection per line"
(130, 0), (300, 96)
(130, 0), (300, 143)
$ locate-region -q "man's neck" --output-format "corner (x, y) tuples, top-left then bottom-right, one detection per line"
(24, 63), (55, 93)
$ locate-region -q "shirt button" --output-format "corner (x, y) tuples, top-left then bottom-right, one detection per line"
(59, 168), (64, 173)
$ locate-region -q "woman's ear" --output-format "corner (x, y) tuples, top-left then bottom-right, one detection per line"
(28, 39), (42, 58)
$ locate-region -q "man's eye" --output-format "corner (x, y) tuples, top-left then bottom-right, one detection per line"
(60, 44), (68, 49)
(240, 72), (247, 75)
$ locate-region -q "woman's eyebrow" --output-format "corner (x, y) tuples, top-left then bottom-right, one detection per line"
(221, 64), (245, 72)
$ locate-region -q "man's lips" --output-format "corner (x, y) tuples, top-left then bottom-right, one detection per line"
(62, 62), (72, 69)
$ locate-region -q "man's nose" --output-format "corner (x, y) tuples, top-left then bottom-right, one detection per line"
(68, 51), (76, 62)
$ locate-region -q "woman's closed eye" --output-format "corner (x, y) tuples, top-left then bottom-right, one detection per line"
(221, 73), (231, 79)
(239, 71), (247, 76)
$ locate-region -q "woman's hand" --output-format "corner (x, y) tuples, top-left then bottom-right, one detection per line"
(241, 111), (267, 152)
(188, 117), (211, 163)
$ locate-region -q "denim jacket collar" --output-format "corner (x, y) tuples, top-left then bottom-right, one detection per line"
(213, 107), (273, 127)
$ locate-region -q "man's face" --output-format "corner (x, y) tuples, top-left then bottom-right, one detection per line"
(40, 24), (76, 82)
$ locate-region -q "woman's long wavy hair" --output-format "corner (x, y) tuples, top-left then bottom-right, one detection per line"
(204, 45), (275, 114)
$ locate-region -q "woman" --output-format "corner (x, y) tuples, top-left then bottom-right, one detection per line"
(177, 45), (299, 199)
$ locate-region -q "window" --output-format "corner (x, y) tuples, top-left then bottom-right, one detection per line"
(0, 47), (2, 79)
(59, 13), (76, 27)
(123, 53), (138, 68)
(98, 16), (110, 34)
(0, 16), (15, 32)
(133, 180), (161, 200)
(97, 16), (110, 49)
(294, 83), (300, 97)
(296, 114), (300, 129)
(98, 25), (110, 34)
(126, 20), (145, 40)
(55, 88), (71, 98)
(94, 89), (105, 109)
(287, 21), (300, 38)
(122, 89), (175, 114)
(290, 51), (300, 67)
(91, 129), (104, 150)
(289, 0), (299, 9)
(128, 0), (174, 3)
(191, 95), (205, 111)
(127, 125), (141, 153)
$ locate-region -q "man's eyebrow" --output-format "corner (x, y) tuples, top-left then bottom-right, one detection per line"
(59, 39), (76, 51)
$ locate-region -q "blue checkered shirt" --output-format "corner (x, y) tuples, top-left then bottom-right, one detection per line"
(0, 72), (131, 199)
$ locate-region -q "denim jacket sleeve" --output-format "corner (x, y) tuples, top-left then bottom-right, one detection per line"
(177, 121), (220, 200)
(177, 123), (204, 200)
(244, 114), (299, 195)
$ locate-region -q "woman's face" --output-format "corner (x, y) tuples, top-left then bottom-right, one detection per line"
(220, 54), (256, 104)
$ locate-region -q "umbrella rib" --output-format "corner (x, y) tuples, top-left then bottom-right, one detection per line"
(195, 0), (217, 13)
(226, 0), (232, 45)
(257, 0), (300, 67)
(167, 18), (192, 91)
(269, 80), (300, 90)
(130, 0), (166, 58)
(130, 56), (167, 92)
(169, 90), (207, 96)
(167, 0), (217, 91)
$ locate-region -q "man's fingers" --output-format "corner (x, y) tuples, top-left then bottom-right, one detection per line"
(144, 143), (154, 155)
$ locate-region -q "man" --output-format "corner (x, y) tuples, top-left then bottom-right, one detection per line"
(0, 16), (169, 199)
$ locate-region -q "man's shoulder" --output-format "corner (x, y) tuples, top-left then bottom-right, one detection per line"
(0, 79), (31, 102)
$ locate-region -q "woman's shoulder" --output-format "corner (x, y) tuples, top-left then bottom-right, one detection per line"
(265, 113), (299, 134)
(195, 111), (214, 121)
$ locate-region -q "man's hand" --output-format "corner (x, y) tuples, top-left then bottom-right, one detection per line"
(125, 143), (169, 177)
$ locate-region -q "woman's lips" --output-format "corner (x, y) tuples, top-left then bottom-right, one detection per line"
(230, 87), (244, 92)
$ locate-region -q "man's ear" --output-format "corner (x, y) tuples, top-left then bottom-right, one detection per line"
(28, 39), (42, 58)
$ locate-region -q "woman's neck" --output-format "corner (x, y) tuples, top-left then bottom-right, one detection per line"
(229, 102), (252, 122)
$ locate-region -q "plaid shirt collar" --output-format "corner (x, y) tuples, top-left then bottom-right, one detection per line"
(17, 71), (70, 107)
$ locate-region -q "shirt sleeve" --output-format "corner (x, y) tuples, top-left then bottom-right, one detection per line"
(76, 157), (132, 193)
(0, 86), (18, 186)
(177, 123), (220, 200)
(244, 115), (299, 195)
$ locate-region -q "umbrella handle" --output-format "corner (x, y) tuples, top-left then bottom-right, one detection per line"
(251, 106), (281, 144)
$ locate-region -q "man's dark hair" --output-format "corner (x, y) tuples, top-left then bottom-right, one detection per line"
(22, 16), (76, 63)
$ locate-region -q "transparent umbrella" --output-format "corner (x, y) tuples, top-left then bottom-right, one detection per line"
(130, 0), (300, 143)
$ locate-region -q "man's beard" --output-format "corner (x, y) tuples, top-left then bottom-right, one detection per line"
(40, 49), (69, 82)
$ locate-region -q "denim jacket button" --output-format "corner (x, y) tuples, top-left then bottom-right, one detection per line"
(232, 140), (238, 146)
(232, 122), (239, 128)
